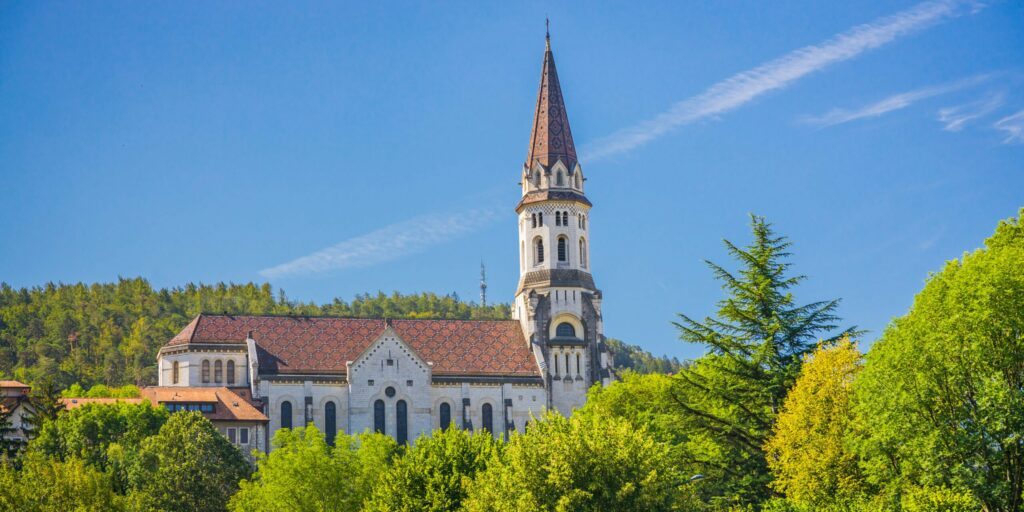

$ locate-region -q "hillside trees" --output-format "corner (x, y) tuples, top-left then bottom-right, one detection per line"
(851, 210), (1024, 512)
(672, 214), (859, 506)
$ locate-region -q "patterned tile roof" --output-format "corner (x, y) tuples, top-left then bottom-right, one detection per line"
(166, 314), (540, 378)
(525, 35), (577, 172)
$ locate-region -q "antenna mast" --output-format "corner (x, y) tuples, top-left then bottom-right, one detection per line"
(480, 261), (488, 307)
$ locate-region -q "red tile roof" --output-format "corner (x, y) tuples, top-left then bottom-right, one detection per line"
(61, 387), (267, 423)
(0, 380), (30, 389)
(166, 314), (540, 378)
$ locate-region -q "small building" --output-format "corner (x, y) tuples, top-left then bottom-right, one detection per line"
(0, 380), (32, 443)
(61, 386), (268, 457)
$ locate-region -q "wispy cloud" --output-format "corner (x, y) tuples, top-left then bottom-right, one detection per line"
(583, 0), (984, 161)
(259, 208), (500, 279)
(803, 74), (990, 127)
(937, 92), (1005, 131)
(994, 110), (1024, 144)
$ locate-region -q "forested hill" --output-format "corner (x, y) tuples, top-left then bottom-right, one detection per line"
(0, 279), (678, 388)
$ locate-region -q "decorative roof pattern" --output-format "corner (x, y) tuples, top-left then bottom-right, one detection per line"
(166, 314), (540, 378)
(516, 189), (592, 211)
(525, 36), (578, 172)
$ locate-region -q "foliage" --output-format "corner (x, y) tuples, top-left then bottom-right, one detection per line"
(764, 338), (865, 509)
(61, 383), (141, 398)
(230, 425), (397, 512)
(851, 209), (1024, 512)
(0, 403), (24, 459)
(605, 338), (682, 374)
(130, 411), (251, 512)
(671, 214), (858, 506)
(0, 453), (125, 512)
(20, 377), (65, 440)
(464, 412), (681, 512)
(366, 427), (499, 512)
(30, 402), (168, 474)
(0, 279), (509, 389)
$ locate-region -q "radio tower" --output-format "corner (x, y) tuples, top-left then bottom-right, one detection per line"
(479, 261), (488, 307)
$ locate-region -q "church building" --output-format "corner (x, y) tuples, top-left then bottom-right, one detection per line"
(155, 32), (612, 451)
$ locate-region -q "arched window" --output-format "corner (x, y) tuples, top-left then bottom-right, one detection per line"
(325, 401), (337, 446)
(374, 400), (385, 434)
(555, 212), (561, 226)
(214, 360), (223, 383)
(226, 360), (235, 385)
(537, 212), (543, 226)
(557, 237), (567, 262)
(396, 400), (408, 445)
(534, 237), (544, 265)
(556, 322), (576, 338)
(482, 403), (493, 433)
(201, 360), (210, 383)
(531, 213), (537, 228)
(281, 401), (293, 429)
(556, 171), (564, 186)
(579, 238), (587, 268)
(440, 402), (452, 429)
(172, 361), (179, 384)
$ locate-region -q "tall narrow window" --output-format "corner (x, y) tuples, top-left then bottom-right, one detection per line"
(538, 212), (543, 226)
(281, 401), (293, 429)
(172, 361), (179, 384)
(531, 213), (537, 228)
(577, 353), (582, 375)
(226, 360), (235, 385)
(325, 401), (337, 446)
(575, 173), (581, 188)
(554, 353), (560, 376)
(556, 171), (564, 186)
(201, 360), (210, 383)
(565, 354), (571, 376)
(555, 212), (561, 226)
(440, 403), (452, 429)
(535, 238), (544, 265)
(396, 400), (408, 444)
(374, 400), (385, 434)
(214, 360), (223, 383)
(482, 403), (493, 433)
(557, 237), (567, 262)
(580, 238), (587, 268)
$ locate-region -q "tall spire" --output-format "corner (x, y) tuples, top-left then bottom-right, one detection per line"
(525, 24), (577, 172)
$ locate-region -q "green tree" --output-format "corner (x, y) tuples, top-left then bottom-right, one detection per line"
(131, 411), (251, 512)
(851, 209), (1024, 512)
(365, 427), (499, 512)
(0, 453), (124, 512)
(464, 412), (681, 512)
(605, 338), (682, 374)
(30, 402), (168, 474)
(230, 426), (397, 512)
(672, 214), (858, 506)
(20, 377), (65, 440)
(764, 338), (865, 510)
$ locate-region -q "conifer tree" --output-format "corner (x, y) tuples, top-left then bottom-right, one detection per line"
(672, 214), (858, 505)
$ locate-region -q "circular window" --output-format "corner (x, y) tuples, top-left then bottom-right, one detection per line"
(385, 386), (396, 398)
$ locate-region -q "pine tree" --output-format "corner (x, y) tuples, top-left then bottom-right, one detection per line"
(20, 378), (65, 440)
(0, 403), (24, 459)
(671, 214), (858, 506)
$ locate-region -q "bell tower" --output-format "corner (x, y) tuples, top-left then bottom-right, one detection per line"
(512, 29), (613, 415)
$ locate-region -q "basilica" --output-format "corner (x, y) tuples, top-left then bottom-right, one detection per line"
(154, 33), (612, 452)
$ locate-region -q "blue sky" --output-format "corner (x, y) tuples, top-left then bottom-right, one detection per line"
(2, 1), (1022, 360)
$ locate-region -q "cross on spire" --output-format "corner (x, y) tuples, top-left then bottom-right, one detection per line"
(525, 23), (577, 172)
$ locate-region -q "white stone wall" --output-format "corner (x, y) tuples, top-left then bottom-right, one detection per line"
(158, 349), (249, 387)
